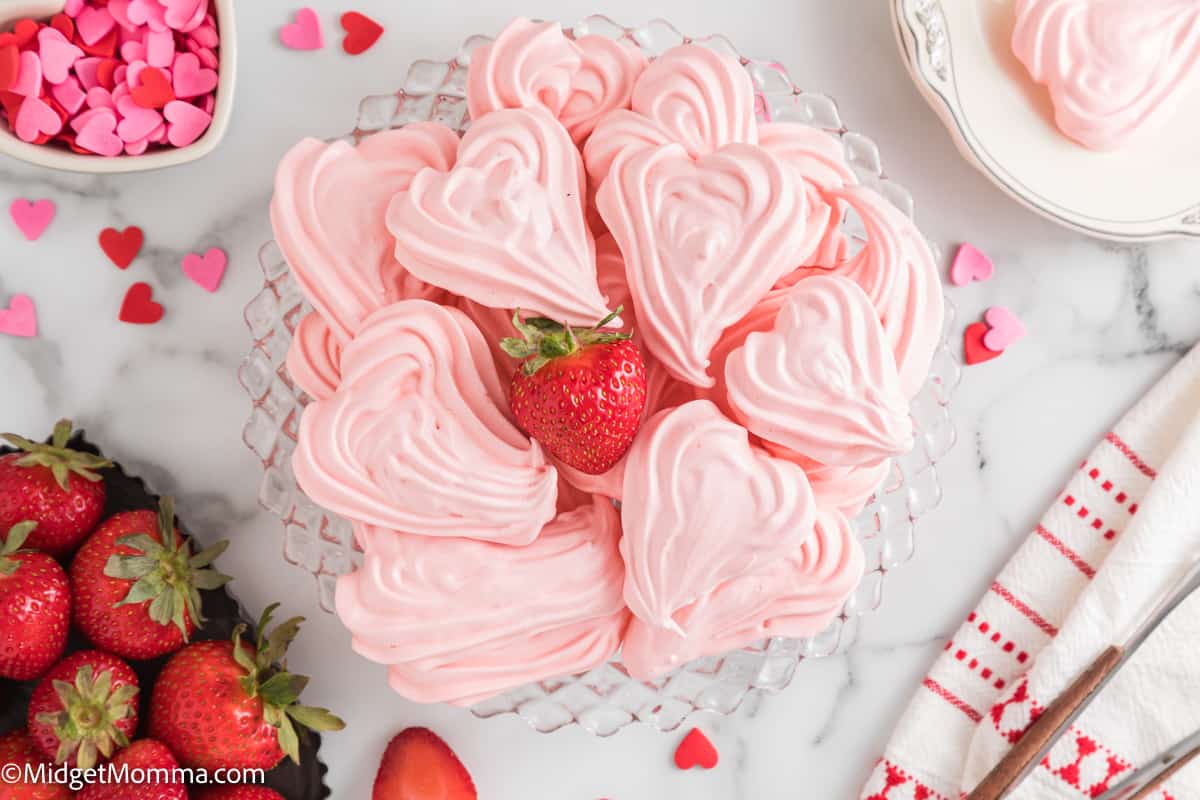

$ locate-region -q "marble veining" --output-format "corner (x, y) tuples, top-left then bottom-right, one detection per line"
(1, 1), (1200, 798)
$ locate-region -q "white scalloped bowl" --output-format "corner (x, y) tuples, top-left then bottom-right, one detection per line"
(893, 0), (1200, 241)
(239, 16), (960, 735)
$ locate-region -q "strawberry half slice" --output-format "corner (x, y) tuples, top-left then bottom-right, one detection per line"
(372, 728), (477, 800)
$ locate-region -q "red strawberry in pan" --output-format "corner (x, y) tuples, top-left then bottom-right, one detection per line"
(0, 419), (110, 557)
(76, 739), (186, 800)
(0, 729), (72, 800)
(26, 650), (139, 770)
(0, 521), (70, 681)
(70, 497), (231, 661)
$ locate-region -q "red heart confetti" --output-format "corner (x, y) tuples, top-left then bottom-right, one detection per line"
(130, 66), (175, 109)
(99, 225), (144, 269)
(963, 321), (1003, 366)
(340, 11), (383, 56)
(673, 728), (718, 771)
(12, 20), (39, 49)
(0, 44), (18, 91)
(118, 282), (163, 325)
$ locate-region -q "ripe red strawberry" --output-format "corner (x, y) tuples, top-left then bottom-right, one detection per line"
(27, 650), (139, 770)
(76, 739), (186, 800)
(0, 522), (70, 681)
(191, 787), (285, 800)
(148, 603), (344, 772)
(0, 420), (110, 557)
(372, 728), (477, 800)
(71, 497), (230, 661)
(0, 729), (72, 800)
(502, 308), (647, 474)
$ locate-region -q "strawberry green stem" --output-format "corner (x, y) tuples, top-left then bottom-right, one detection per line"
(1, 419), (112, 491)
(500, 306), (631, 376)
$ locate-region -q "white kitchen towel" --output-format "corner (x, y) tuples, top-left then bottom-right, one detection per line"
(861, 344), (1200, 800)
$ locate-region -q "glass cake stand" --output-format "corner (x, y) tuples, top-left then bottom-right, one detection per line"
(239, 16), (961, 736)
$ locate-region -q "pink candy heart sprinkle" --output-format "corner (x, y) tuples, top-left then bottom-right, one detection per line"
(280, 8), (324, 51)
(0, 295), (38, 339)
(9, 199), (56, 241)
(983, 306), (1027, 352)
(181, 247), (228, 292)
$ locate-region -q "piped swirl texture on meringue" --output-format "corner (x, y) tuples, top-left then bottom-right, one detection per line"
(621, 508), (864, 680)
(387, 107), (610, 325)
(293, 299), (557, 545)
(467, 17), (647, 143)
(724, 274), (914, 469)
(336, 497), (628, 704)
(287, 312), (343, 401)
(596, 142), (806, 387)
(619, 400), (816, 630)
(270, 123), (460, 344)
(1012, 0), (1200, 151)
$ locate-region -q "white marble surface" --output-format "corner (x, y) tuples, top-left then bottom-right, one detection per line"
(2, 1), (1199, 798)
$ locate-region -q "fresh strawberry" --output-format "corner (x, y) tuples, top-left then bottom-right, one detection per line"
(0, 522), (70, 681)
(0, 729), (72, 800)
(191, 787), (285, 800)
(71, 497), (230, 661)
(372, 728), (477, 800)
(76, 739), (186, 800)
(502, 307), (647, 474)
(0, 419), (111, 557)
(148, 603), (344, 772)
(26, 650), (139, 770)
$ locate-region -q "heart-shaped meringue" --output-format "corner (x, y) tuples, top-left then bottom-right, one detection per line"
(619, 400), (816, 629)
(286, 311), (342, 401)
(621, 508), (864, 680)
(466, 17), (647, 143)
(1012, 0), (1200, 150)
(725, 275), (913, 468)
(795, 185), (943, 399)
(583, 43), (757, 183)
(597, 141), (805, 386)
(293, 300), (558, 546)
(387, 107), (610, 326)
(337, 496), (628, 705)
(271, 122), (459, 344)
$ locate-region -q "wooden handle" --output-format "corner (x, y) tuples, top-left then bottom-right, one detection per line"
(967, 645), (1125, 800)
(1127, 744), (1200, 800)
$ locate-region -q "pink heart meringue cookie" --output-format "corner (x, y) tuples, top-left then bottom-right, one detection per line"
(336, 496), (628, 705)
(286, 311), (342, 401)
(621, 508), (864, 681)
(619, 400), (816, 630)
(466, 17), (647, 143)
(387, 107), (611, 326)
(1012, 0), (1200, 151)
(293, 300), (558, 545)
(271, 123), (460, 343)
(597, 141), (805, 386)
(793, 185), (943, 399)
(724, 275), (913, 469)
(583, 43), (759, 184)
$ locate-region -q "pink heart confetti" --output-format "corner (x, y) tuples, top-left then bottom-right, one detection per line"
(172, 52), (216, 98)
(11, 51), (42, 98)
(280, 8), (323, 51)
(75, 56), (102, 90)
(65, 0), (87, 16)
(0, 295), (38, 338)
(983, 306), (1026, 352)
(15, 95), (63, 142)
(75, 111), (124, 156)
(75, 5), (116, 46)
(163, 99), (211, 146)
(51, 76), (87, 114)
(181, 246), (227, 292)
(950, 242), (995, 287)
(161, 0), (207, 33)
(115, 95), (162, 142)
(38, 28), (84, 85)
(146, 29), (175, 68)
(9, 199), (56, 241)
(72, 106), (117, 134)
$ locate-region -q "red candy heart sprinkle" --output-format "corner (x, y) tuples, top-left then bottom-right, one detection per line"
(130, 66), (175, 109)
(99, 225), (144, 269)
(119, 282), (163, 325)
(340, 11), (384, 56)
(674, 728), (719, 771)
(0, 45), (18, 91)
(963, 321), (1003, 366)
